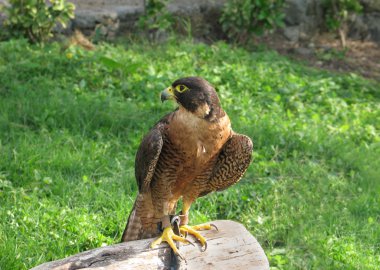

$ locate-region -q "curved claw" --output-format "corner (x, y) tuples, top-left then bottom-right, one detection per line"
(201, 241), (207, 252)
(210, 223), (219, 231)
(187, 239), (195, 247)
(178, 223), (219, 253)
(176, 251), (186, 261)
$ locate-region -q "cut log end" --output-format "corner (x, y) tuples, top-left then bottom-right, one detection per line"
(30, 220), (269, 270)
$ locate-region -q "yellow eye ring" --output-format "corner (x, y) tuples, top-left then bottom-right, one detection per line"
(175, 84), (188, 93)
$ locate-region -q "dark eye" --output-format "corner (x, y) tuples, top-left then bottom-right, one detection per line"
(176, 84), (188, 92)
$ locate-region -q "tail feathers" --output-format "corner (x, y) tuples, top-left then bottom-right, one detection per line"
(121, 193), (159, 242)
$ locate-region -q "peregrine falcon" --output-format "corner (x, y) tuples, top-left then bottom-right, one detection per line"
(121, 77), (253, 258)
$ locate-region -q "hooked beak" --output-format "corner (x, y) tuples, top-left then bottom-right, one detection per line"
(160, 87), (175, 102)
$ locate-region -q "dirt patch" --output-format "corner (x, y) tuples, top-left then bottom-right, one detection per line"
(260, 33), (380, 81)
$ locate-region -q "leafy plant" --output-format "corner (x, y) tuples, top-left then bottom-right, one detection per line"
(137, 0), (173, 39)
(220, 0), (285, 44)
(322, 0), (363, 48)
(0, 0), (75, 43)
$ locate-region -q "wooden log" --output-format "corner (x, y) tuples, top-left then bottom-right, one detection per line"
(31, 220), (269, 270)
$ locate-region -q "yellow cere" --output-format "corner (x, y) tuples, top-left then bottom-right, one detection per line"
(175, 84), (189, 93)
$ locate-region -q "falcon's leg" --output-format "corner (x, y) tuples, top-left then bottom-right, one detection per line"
(178, 200), (217, 250)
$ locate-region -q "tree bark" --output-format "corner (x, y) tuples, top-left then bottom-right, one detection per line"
(30, 220), (269, 270)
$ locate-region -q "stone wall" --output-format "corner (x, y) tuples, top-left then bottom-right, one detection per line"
(282, 0), (324, 42)
(0, 0), (379, 43)
(282, 0), (380, 42)
(66, 0), (226, 39)
(350, 0), (380, 41)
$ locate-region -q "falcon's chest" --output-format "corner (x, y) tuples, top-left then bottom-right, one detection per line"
(167, 107), (231, 167)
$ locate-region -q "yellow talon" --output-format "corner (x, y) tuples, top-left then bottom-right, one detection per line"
(190, 223), (217, 231)
(180, 224), (217, 250)
(150, 227), (190, 259)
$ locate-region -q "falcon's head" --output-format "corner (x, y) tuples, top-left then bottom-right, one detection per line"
(161, 77), (223, 120)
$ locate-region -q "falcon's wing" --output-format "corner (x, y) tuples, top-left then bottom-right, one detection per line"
(199, 133), (253, 197)
(135, 116), (170, 193)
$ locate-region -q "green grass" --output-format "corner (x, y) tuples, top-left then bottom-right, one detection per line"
(0, 38), (379, 270)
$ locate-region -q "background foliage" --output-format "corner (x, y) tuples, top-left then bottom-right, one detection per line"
(137, 0), (174, 39)
(220, 0), (285, 43)
(0, 0), (75, 43)
(322, 0), (363, 47)
(0, 38), (379, 270)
